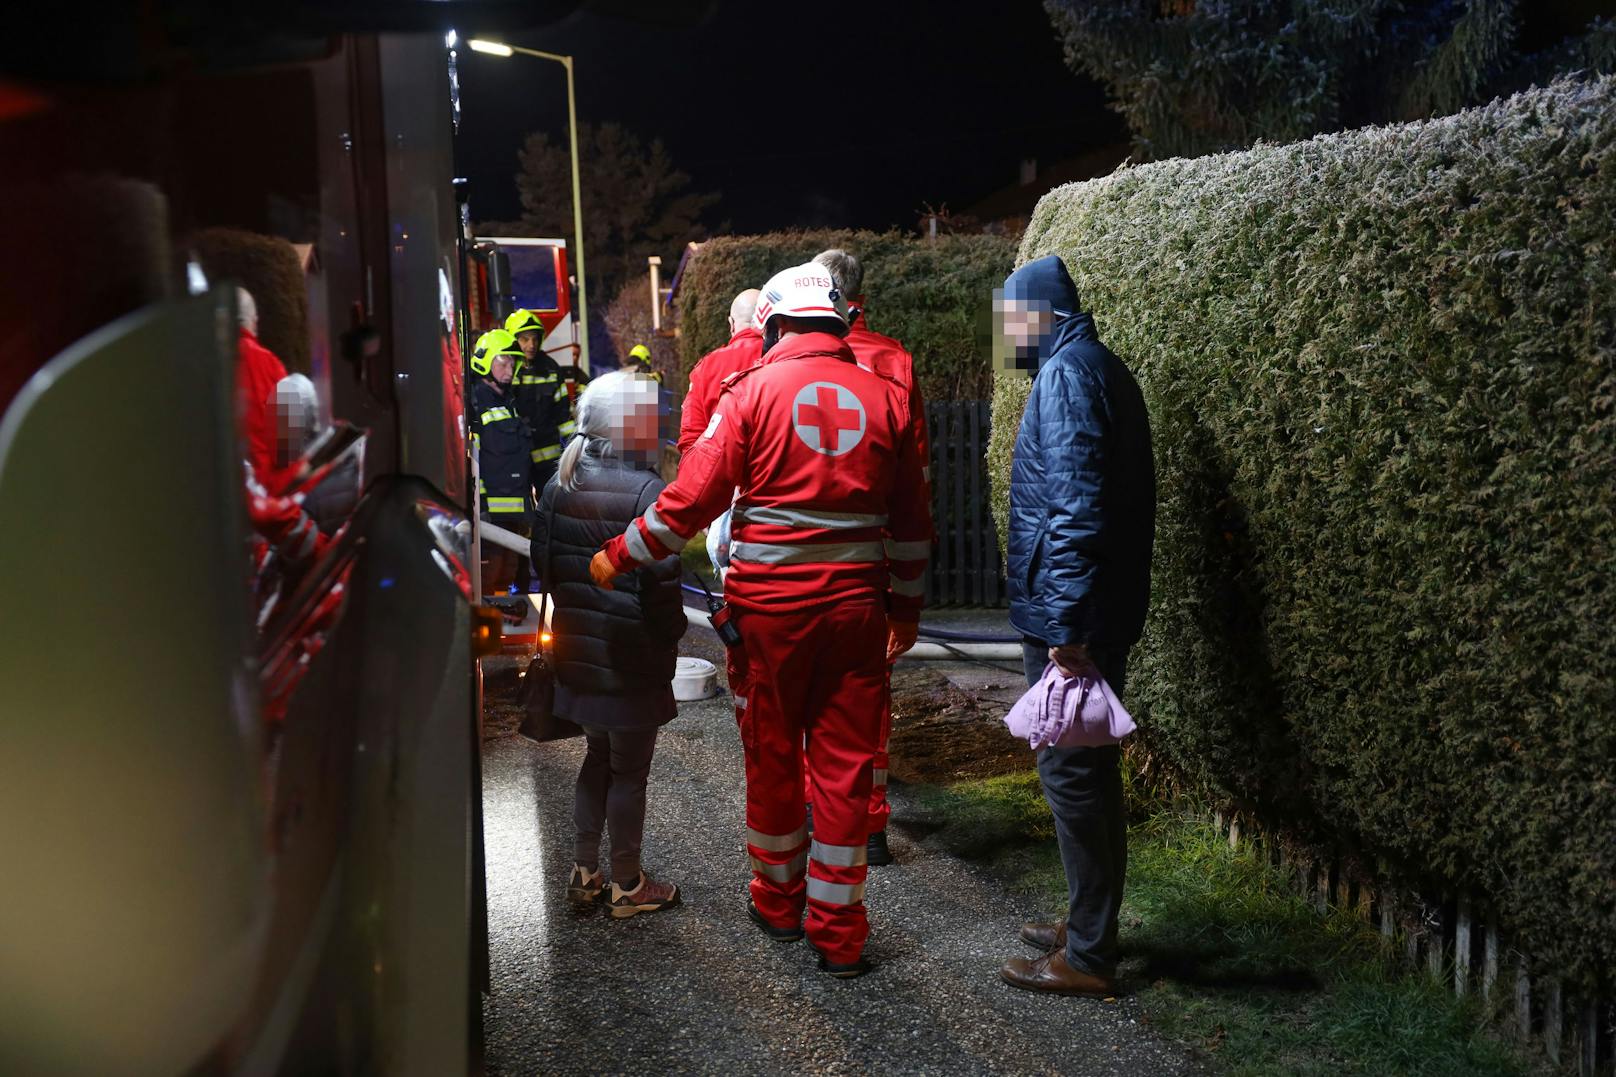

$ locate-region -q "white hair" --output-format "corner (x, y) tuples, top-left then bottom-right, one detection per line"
(235, 286), (258, 334)
(556, 369), (659, 492)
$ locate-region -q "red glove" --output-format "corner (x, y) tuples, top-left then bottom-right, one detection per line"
(886, 620), (919, 663)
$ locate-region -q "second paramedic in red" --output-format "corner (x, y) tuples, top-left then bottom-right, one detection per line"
(591, 262), (931, 977)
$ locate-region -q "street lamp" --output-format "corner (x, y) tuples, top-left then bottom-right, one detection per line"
(467, 38), (590, 371)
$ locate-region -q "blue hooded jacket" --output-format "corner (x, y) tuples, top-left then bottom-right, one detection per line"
(1005, 256), (1155, 650)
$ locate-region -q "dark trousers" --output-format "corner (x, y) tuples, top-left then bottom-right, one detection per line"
(573, 725), (659, 886)
(1022, 638), (1128, 978)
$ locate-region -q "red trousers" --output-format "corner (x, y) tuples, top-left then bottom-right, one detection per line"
(804, 670), (891, 831)
(728, 595), (887, 964)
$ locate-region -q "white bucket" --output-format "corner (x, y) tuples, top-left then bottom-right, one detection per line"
(672, 656), (719, 701)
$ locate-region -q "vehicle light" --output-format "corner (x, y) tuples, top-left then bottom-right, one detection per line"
(471, 606), (503, 657)
(540, 631), (553, 644)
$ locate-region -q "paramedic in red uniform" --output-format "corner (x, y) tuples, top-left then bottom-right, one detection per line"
(811, 248), (932, 866)
(590, 264), (932, 978)
(677, 288), (763, 455)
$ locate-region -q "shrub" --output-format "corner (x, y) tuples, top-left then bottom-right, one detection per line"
(676, 230), (1018, 401)
(991, 78), (1616, 988)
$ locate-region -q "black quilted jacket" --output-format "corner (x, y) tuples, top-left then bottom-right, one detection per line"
(531, 454), (687, 708)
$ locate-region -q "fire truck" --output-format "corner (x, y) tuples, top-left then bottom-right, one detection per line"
(0, 4), (636, 1072)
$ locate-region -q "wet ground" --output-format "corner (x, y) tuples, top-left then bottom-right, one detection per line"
(479, 624), (1199, 1076)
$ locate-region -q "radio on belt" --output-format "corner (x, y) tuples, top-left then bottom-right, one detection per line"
(691, 571), (741, 648)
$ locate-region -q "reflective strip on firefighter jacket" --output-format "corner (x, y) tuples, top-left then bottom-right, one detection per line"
(806, 877), (865, 906)
(810, 838), (867, 868)
(486, 496), (526, 514)
(557, 419), (577, 437)
(747, 825), (808, 853)
(480, 406), (515, 424)
(531, 444), (561, 463)
(729, 540), (884, 565)
(750, 850), (808, 883)
(889, 573), (926, 598)
(884, 538), (931, 560)
(554, 384), (571, 402)
(732, 505), (888, 530)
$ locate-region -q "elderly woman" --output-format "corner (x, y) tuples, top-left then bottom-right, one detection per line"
(531, 369), (686, 918)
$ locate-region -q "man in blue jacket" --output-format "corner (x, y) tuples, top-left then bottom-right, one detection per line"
(997, 255), (1155, 997)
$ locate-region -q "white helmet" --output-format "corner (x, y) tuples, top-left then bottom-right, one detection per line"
(754, 262), (849, 333)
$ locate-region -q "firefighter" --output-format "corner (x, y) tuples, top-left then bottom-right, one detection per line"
(589, 263), (932, 977)
(810, 248), (932, 867)
(470, 328), (533, 599)
(505, 308), (574, 493)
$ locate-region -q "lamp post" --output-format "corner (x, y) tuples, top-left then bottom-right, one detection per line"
(468, 38), (590, 371)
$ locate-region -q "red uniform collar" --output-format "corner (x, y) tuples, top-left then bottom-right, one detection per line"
(728, 326), (762, 345)
(763, 331), (856, 365)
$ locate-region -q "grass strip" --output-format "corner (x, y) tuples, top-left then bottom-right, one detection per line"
(906, 773), (1538, 1076)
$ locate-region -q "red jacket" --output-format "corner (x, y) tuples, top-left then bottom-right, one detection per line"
(604, 332), (933, 621)
(678, 327), (763, 455)
(846, 313), (930, 468)
(237, 328), (288, 485)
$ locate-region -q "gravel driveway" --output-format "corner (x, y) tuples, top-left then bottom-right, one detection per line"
(480, 632), (1198, 1076)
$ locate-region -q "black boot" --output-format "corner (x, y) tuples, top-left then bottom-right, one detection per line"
(866, 830), (893, 867)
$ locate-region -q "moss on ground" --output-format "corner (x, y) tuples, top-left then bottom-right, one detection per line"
(905, 775), (1541, 1076)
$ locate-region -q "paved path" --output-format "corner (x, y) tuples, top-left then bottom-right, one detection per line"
(480, 634), (1198, 1076)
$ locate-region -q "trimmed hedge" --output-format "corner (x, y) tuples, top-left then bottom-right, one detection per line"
(992, 78), (1616, 987)
(677, 230), (1017, 401)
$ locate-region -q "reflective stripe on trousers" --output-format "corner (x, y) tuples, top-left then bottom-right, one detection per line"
(531, 444), (561, 462)
(486, 496), (525, 513)
(728, 539), (884, 565)
(750, 850), (808, 883)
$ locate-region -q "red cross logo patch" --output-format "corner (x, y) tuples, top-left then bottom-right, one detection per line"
(791, 381), (866, 456)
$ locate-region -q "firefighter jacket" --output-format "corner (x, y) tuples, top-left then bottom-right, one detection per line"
(678, 327), (763, 455)
(512, 352), (574, 475)
(469, 378), (532, 523)
(602, 332), (933, 622)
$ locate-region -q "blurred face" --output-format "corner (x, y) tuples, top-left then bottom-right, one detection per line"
(490, 354), (516, 385)
(595, 374), (663, 455)
(992, 294), (1055, 373)
(515, 330), (540, 359)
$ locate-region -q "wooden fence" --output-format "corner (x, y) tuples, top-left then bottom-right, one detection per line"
(925, 400), (1006, 607)
(1205, 808), (1613, 1075)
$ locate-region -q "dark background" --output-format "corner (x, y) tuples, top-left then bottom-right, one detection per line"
(453, 1), (1123, 234)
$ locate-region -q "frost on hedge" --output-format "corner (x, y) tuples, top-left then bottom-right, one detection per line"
(994, 77), (1616, 987)
(677, 229), (1017, 401)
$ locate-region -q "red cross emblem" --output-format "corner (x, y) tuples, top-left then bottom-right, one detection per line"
(792, 381), (866, 456)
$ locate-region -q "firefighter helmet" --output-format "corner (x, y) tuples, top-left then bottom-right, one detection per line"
(627, 343), (651, 365)
(754, 263), (848, 334)
(471, 328), (523, 376)
(504, 308), (545, 338)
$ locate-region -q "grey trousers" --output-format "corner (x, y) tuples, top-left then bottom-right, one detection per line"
(573, 725), (659, 886)
(1022, 638), (1128, 978)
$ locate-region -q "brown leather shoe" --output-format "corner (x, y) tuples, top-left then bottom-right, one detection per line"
(1000, 948), (1116, 997)
(1019, 920), (1068, 950)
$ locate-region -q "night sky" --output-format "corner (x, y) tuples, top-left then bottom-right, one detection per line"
(452, 1), (1123, 236)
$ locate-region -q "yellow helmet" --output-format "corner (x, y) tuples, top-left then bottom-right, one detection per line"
(471, 328), (523, 377)
(628, 343), (651, 364)
(504, 309), (545, 338)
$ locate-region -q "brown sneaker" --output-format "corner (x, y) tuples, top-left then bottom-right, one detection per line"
(1000, 948), (1117, 997)
(607, 873), (682, 919)
(566, 864), (605, 905)
(1019, 920), (1068, 950)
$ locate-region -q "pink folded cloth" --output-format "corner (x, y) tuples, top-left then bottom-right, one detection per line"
(1004, 662), (1135, 750)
